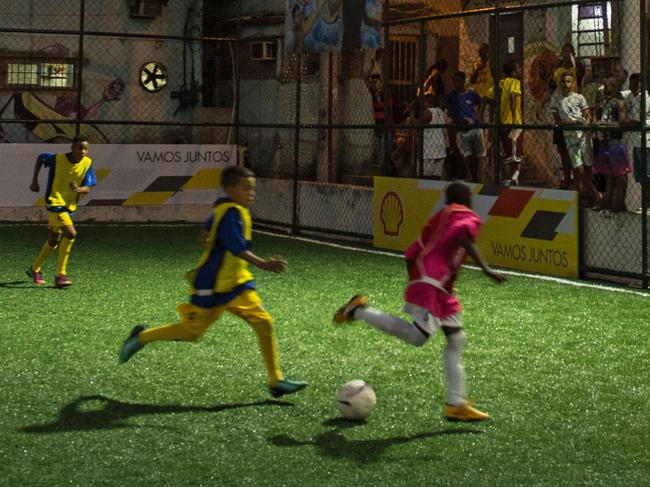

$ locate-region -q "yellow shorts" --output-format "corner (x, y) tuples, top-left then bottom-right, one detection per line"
(177, 290), (273, 339)
(48, 212), (73, 232)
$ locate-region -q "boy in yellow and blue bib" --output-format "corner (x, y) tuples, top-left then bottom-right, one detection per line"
(118, 165), (307, 398)
(28, 135), (96, 288)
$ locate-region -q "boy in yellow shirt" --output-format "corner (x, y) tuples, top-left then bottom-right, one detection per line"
(118, 165), (307, 398)
(28, 135), (96, 288)
(498, 60), (523, 185)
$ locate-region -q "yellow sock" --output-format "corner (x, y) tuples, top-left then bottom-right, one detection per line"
(56, 237), (75, 276)
(32, 241), (57, 273)
(249, 321), (283, 385)
(139, 323), (196, 344)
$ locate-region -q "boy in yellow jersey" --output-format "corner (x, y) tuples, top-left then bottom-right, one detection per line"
(497, 60), (523, 185)
(27, 135), (96, 288)
(118, 165), (307, 398)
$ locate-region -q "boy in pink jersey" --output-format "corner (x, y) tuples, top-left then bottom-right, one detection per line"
(334, 182), (505, 421)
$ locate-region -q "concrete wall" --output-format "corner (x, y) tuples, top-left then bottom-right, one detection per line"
(0, 0), (231, 145)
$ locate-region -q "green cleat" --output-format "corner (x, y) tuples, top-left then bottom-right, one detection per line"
(269, 379), (308, 398)
(118, 324), (148, 364)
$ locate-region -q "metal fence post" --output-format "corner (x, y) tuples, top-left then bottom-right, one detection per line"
(234, 0), (242, 147)
(641, 0), (648, 288)
(493, 0), (502, 185)
(383, 0), (391, 177)
(75, 0), (86, 137)
(292, 54), (302, 234)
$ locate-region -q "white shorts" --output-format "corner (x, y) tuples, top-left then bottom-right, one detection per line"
(457, 128), (486, 158)
(403, 303), (462, 335)
(423, 158), (445, 177)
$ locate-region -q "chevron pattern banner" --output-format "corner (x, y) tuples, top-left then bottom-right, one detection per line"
(374, 177), (578, 278)
(2, 144), (236, 207)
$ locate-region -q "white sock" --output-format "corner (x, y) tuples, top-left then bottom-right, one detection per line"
(444, 330), (466, 406)
(354, 306), (428, 347)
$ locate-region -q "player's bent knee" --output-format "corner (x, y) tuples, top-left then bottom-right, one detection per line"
(408, 322), (429, 347)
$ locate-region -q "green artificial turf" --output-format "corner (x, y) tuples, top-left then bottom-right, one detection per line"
(1, 224), (649, 486)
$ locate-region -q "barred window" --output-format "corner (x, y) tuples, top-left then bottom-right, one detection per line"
(388, 35), (418, 104)
(572, 2), (614, 59)
(2, 59), (76, 90)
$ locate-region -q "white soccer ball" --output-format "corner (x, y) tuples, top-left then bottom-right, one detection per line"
(335, 380), (376, 421)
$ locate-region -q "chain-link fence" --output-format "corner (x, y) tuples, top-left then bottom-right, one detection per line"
(0, 0), (648, 285)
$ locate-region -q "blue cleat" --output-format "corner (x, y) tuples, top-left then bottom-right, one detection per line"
(119, 324), (148, 364)
(269, 379), (308, 398)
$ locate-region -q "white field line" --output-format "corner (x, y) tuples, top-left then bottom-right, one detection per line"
(4, 222), (648, 297)
(254, 230), (650, 298)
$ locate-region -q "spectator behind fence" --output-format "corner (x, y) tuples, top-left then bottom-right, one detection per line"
(551, 43), (584, 189)
(419, 60), (449, 110)
(421, 92), (450, 179)
(550, 72), (601, 208)
(624, 72), (650, 214)
(447, 71), (485, 182)
(470, 43), (494, 100)
(365, 73), (395, 176)
(497, 61), (524, 186)
(595, 77), (631, 212)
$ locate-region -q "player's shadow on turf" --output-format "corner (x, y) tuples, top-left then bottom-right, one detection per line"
(0, 280), (62, 290)
(19, 394), (293, 433)
(0, 280), (38, 289)
(270, 417), (482, 464)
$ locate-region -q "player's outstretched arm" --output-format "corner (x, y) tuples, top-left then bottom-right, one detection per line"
(238, 250), (287, 273)
(460, 237), (506, 284)
(30, 155), (45, 192)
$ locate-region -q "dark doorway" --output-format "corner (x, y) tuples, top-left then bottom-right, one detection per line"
(491, 12), (524, 77)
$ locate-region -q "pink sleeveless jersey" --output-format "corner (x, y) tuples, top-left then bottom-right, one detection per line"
(404, 204), (481, 318)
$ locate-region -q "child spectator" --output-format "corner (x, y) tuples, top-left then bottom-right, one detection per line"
(624, 72), (650, 214)
(334, 181), (505, 422)
(595, 77), (631, 212)
(118, 166), (307, 398)
(365, 73), (394, 176)
(447, 71), (485, 182)
(550, 72), (601, 207)
(498, 60), (523, 185)
(422, 92), (450, 179)
(27, 135), (97, 288)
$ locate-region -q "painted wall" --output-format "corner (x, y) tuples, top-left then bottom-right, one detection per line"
(0, 0), (230, 145)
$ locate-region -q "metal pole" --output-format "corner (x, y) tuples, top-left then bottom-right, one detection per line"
(234, 0), (242, 146)
(418, 19), (426, 178)
(493, 0), (501, 184)
(292, 54), (302, 234)
(641, 0), (648, 288)
(75, 0), (86, 136)
(328, 51), (334, 182)
(383, 0), (390, 176)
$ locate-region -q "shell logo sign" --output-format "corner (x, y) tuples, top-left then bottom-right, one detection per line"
(374, 177), (579, 278)
(379, 191), (404, 236)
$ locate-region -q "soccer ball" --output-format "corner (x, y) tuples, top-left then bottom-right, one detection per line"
(335, 380), (376, 421)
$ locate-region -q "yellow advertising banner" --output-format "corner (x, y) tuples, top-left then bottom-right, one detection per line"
(374, 177), (579, 278)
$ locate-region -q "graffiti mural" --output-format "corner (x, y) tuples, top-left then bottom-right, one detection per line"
(0, 44), (125, 144)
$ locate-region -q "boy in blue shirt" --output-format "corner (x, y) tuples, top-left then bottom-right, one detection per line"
(118, 165), (307, 398)
(447, 71), (485, 182)
(27, 135), (96, 288)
